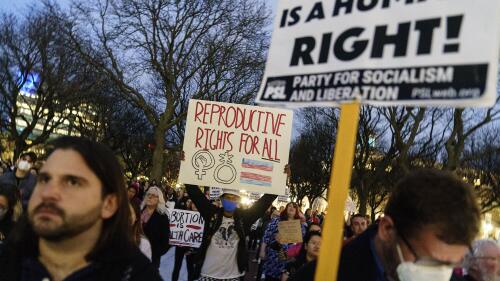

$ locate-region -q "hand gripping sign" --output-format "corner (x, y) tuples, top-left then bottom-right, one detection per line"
(256, 0), (500, 107)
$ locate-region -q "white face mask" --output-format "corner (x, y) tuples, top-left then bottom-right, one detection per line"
(396, 244), (454, 281)
(17, 160), (32, 171)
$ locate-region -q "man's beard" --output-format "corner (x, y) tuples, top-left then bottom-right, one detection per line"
(29, 202), (102, 242)
(480, 267), (500, 281)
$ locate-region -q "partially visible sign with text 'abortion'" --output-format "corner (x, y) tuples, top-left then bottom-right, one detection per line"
(256, 0), (500, 107)
(179, 99), (293, 195)
(168, 209), (205, 248)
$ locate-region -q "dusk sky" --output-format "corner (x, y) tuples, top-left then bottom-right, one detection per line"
(0, 0), (278, 15)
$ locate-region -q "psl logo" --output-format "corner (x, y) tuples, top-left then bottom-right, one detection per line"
(263, 80), (287, 100)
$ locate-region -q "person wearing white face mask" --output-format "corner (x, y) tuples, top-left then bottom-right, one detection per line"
(292, 169), (481, 281)
(0, 152), (37, 210)
(462, 239), (500, 281)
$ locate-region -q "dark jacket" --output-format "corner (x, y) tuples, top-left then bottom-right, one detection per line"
(142, 210), (170, 269)
(292, 225), (464, 281)
(186, 184), (277, 279)
(289, 260), (316, 281)
(0, 248), (161, 281)
(290, 225), (379, 281)
(0, 219), (14, 243)
(337, 225), (379, 281)
(0, 171), (36, 210)
(0, 219), (162, 281)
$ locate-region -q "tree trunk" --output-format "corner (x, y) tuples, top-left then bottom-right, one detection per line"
(150, 126), (167, 182)
(357, 190), (367, 216)
(13, 139), (27, 162)
(308, 196), (316, 209)
(445, 109), (464, 171)
(370, 208), (376, 224)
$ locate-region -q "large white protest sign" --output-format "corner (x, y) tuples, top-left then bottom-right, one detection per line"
(179, 99), (293, 195)
(256, 0), (500, 107)
(168, 209), (205, 248)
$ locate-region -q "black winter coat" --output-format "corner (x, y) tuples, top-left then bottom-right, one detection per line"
(142, 210), (171, 269)
(0, 218), (162, 281)
(291, 225), (379, 281)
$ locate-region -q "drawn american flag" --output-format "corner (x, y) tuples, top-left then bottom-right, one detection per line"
(240, 159), (273, 187)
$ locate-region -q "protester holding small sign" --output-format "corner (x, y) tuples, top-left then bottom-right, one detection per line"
(170, 201), (205, 281)
(186, 184), (277, 281)
(261, 202), (306, 281)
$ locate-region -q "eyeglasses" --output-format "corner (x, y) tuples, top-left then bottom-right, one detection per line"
(398, 231), (458, 267)
(473, 256), (499, 263)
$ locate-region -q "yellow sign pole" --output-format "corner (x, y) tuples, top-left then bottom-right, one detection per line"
(315, 102), (361, 281)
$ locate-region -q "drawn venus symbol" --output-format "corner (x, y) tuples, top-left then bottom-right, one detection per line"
(214, 151), (237, 184)
(191, 150), (215, 180)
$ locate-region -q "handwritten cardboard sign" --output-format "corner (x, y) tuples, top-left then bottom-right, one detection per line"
(179, 99), (293, 195)
(168, 209), (205, 248)
(278, 219), (303, 244)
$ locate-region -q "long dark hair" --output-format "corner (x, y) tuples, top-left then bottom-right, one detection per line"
(49, 137), (133, 260)
(297, 231), (322, 262)
(0, 182), (18, 223)
(130, 203), (145, 246)
(6, 137), (134, 262)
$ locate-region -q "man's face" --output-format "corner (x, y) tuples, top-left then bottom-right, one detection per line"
(351, 216), (368, 236)
(16, 155), (34, 171)
(378, 218), (468, 281)
(474, 244), (500, 281)
(28, 149), (108, 241)
(19, 155), (34, 164)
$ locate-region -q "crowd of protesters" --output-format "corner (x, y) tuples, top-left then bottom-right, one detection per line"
(0, 137), (498, 281)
